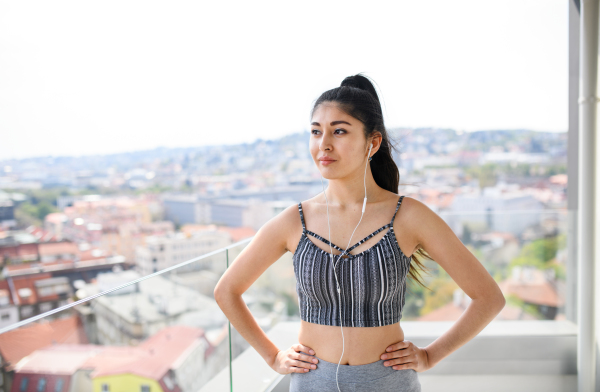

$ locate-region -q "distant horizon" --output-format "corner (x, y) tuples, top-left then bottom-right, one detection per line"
(0, 0), (567, 160)
(0, 126), (567, 162)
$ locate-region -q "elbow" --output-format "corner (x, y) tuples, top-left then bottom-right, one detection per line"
(493, 294), (506, 313)
(214, 284), (226, 303)
(214, 284), (237, 304)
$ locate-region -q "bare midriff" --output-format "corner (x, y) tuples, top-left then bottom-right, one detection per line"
(298, 319), (405, 366)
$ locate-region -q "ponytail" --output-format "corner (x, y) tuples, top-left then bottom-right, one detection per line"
(310, 73), (433, 290)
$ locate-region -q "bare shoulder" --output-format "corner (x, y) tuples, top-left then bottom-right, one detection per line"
(393, 195), (437, 253)
(398, 195), (459, 249)
(214, 201), (303, 297)
(259, 201), (304, 253)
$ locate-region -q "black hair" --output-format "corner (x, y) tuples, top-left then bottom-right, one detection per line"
(310, 73), (399, 194)
(310, 73), (432, 290)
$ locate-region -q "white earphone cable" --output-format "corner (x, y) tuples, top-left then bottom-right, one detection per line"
(319, 142), (373, 392)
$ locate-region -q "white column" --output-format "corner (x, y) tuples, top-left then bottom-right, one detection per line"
(577, 1), (599, 391)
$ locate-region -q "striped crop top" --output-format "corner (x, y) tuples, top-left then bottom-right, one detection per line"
(292, 195), (411, 328)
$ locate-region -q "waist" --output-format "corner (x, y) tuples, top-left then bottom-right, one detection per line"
(298, 319), (405, 366)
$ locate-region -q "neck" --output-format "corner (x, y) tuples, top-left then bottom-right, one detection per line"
(321, 165), (382, 207)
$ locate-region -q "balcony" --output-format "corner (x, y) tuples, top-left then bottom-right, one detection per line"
(0, 209), (579, 392)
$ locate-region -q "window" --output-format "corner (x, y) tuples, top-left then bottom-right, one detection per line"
(37, 378), (47, 391)
(38, 286), (54, 297)
(141, 385), (150, 392)
(1, 312), (10, 321)
(55, 378), (64, 392)
(21, 306), (34, 318)
(19, 377), (28, 391)
(163, 373), (175, 390)
(101, 384), (110, 392)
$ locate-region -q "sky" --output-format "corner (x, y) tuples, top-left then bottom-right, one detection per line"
(0, 0), (568, 160)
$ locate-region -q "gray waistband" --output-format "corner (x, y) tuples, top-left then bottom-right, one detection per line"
(299, 351), (395, 381)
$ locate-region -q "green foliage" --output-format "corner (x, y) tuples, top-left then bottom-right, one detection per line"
(461, 162), (567, 185)
(418, 266), (459, 316)
(509, 234), (567, 280)
(16, 201), (57, 223)
(134, 184), (172, 195)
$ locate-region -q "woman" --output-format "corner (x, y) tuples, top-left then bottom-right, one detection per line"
(214, 74), (506, 391)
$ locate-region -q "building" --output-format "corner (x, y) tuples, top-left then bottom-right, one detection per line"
(76, 270), (226, 346)
(9, 325), (222, 392)
(0, 200), (15, 230)
(135, 230), (232, 275)
(444, 188), (545, 237)
(101, 220), (174, 265)
(0, 315), (88, 392)
(0, 274), (72, 322)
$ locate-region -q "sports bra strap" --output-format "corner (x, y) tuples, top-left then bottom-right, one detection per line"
(305, 230), (346, 252)
(345, 223), (391, 253)
(298, 202), (306, 230)
(390, 195), (405, 225)
(299, 197), (404, 254)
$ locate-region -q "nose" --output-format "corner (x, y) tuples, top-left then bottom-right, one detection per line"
(319, 132), (332, 151)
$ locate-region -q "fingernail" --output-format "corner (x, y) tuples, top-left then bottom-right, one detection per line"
(381, 354), (387, 359)
(310, 350), (315, 354)
(313, 359), (318, 363)
(311, 365), (316, 369)
(386, 347), (392, 352)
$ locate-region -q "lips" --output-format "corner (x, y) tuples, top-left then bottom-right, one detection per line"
(318, 157), (336, 162)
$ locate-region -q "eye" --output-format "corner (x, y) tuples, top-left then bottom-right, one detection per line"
(311, 129), (346, 135)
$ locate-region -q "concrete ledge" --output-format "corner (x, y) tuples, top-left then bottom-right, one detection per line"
(200, 320), (578, 391)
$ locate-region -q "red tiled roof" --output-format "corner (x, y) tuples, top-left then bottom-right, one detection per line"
(0, 316), (88, 371)
(38, 242), (79, 257)
(44, 213), (68, 224)
(181, 224), (256, 242)
(84, 325), (205, 380)
(14, 344), (101, 375)
(218, 226), (256, 242)
(499, 277), (563, 307)
(0, 273), (53, 305)
(26, 226), (59, 243)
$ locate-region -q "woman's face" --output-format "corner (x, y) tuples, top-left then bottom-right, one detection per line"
(309, 102), (370, 180)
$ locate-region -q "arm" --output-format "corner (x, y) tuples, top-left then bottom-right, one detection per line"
(213, 205), (296, 367)
(407, 197), (505, 369)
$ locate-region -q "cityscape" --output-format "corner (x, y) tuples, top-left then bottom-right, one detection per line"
(0, 126), (568, 392)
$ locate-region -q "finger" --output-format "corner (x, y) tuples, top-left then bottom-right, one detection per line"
(391, 362), (415, 370)
(386, 356), (416, 367)
(385, 358), (415, 369)
(385, 340), (408, 353)
(295, 343), (316, 355)
(294, 351), (319, 364)
(291, 366), (311, 373)
(383, 349), (412, 360)
(292, 359), (317, 370)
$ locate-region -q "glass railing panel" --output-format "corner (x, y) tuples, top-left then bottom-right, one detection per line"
(0, 245), (235, 392)
(404, 209), (568, 322)
(228, 242), (297, 391)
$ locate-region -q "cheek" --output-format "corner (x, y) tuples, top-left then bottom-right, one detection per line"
(309, 141), (319, 158)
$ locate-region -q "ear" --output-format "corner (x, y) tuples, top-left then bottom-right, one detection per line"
(369, 132), (383, 155)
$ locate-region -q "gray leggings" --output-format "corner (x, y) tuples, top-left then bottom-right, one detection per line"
(289, 351), (421, 392)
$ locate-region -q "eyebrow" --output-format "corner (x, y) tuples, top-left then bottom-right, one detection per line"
(311, 120), (352, 127)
